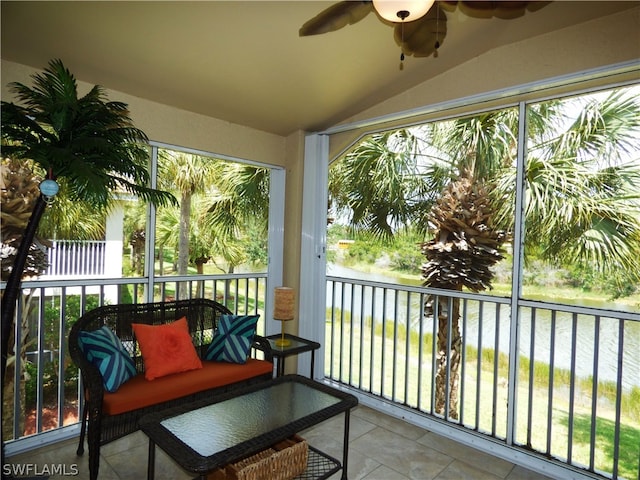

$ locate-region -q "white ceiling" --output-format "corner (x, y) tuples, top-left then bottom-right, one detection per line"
(1, 1), (636, 136)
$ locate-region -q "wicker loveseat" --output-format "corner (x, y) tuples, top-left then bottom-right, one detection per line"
(68, 298), (273, 480)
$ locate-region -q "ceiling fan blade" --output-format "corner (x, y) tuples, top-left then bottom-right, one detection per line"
(394, 5), (448, 58)
(441, 1), (551, 20)
(299, 1), (373, 36)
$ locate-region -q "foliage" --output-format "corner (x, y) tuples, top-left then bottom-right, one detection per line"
(421, 173), (509, 291)
(206, 162), (270, 239)
(25, 294), (100, 407)
(388, 235), (424, 272)
(154, 150), (270, 275)
(0, 158), (48, 281)
(243, 218), (269, 267)
(329, 129), (437, 240)
(328, 223), (424, 274)
(1, 59), (176, 209)
(562, 263), (638, 300)
(330, 86), (640, 298)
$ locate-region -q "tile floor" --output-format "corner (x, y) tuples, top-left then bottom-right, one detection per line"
(7, 406), (555, 480)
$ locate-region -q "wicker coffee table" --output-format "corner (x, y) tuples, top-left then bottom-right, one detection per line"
(139, 374), (358, 480)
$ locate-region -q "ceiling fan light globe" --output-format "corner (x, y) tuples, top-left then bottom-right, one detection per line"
(372, 0), (434, 22)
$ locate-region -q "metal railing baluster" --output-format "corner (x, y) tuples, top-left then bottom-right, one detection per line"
(527, 307), (536, 447)
(460, 298), (468, 425)
(589, 315), (600, 472)
(546, 309), (556, 455)
(380, 288), (387, 397)
(475, 300), (483, 430)
(492, 302), (500, 436)
(612, 319), (624, 480)
(348, 282), (355, 386)
(567, 313), (578, 463)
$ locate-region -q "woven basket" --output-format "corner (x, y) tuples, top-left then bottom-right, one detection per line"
(207, 435), (308, 480)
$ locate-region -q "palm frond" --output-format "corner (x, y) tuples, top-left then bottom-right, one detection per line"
(1, 58), (176, 210)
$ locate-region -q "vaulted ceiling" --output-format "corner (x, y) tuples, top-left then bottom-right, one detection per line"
(1, 1), (637, 136)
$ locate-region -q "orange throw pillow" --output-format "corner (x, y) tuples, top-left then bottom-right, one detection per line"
(132, 317), (203, 380)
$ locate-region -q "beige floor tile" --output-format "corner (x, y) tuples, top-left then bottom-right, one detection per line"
(103, 441), (193, 480)
(418, 431), (514, 478)
(505, 465), (557, 480)
(361, 464), (411, 480)
(325, 448), (382, 480)
(434, 459), (504, 480)
(351, 427), (453, 480)
(353, 407), (429, 441)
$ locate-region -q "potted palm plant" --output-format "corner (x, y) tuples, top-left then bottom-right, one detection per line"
(1, 59), (176, 478)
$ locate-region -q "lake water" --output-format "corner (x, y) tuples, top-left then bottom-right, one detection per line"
(326, 263), (640, 391)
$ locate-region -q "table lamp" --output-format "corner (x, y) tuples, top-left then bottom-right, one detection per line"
(273, 287), (294, 347)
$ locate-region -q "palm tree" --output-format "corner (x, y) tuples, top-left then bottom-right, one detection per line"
(206, 162), (270, 302)
(329, 87), (640, 419)
(206, 162), (270, 243)
(427, 92), (639, 417)
(157, 150), (218, 298)
(155, 197), (245, 274)
(328, 130), (438, 240)
(421, 172), (509, 418)
(500, 92), (640, 287)
(1, 59), (176, 470)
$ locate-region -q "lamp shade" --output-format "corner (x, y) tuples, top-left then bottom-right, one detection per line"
(372, 0), (434, 22)
(274, 287), (294, 320)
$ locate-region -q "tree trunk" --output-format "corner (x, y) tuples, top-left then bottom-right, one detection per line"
(434, 295), (462, 420)
(1, 195), (46, 475)
(195, 258), (208, 297)
(2, 292), (34, 443)
(177, 192), (191, 300)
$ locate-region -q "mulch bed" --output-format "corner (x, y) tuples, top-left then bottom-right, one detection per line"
(23, 403), (79, 436)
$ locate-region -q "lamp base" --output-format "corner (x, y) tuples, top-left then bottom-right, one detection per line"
(274, 337), (291, 348)
(275, 321), (290, 347)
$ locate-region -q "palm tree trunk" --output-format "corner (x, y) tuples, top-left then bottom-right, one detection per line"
(434, 296), (461, 420)
(2, 291), (35, 444)
(1, 194), (46, 477)
(177, 192), (191, 300)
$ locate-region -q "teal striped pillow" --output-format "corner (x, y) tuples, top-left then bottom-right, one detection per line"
(204, 315), (259, 364)
(78, 326), (136, 392)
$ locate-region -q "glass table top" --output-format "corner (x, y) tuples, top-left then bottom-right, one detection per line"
(269, 337), (308, 351)
(161, 381), (340, 457)
(266, 334), (320, 354)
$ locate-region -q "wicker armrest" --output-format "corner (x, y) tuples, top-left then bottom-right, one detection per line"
(252, 335), (273, 363)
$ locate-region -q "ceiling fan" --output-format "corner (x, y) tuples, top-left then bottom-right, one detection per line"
(300, 1), (550, 61)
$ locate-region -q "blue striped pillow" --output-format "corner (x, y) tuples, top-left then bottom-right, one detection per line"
(204, 315), (259, 364)
(78, 326), (136, 392)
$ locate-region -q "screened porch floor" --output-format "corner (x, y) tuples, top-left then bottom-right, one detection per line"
(7, 405), (555, 480)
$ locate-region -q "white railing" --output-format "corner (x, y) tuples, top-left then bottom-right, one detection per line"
(44, 240), (106, 278)
(1, 273), (268, 454)
(3, 272), (638, 480)
(325, 276), (640, 480)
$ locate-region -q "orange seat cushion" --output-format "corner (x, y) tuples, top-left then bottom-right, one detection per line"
(102, 359), (273, 416)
